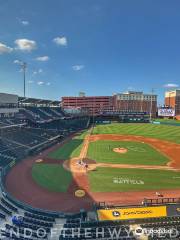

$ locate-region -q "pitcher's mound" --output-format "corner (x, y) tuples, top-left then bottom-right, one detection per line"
(113, 148), (128, 154)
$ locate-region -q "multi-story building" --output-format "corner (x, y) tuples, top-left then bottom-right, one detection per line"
(62, 95), (113, 115)
(165, 90), (180, 116)
(62, 91), (157, 116)
(113, 91), (157, 117)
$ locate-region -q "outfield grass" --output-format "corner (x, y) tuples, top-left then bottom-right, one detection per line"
(48, 130), (88, 160)
(93, 123), (180, 144)
(32, 163), (72, 192)
(88, 167), (180, 192)
(87, 140), (169, 165)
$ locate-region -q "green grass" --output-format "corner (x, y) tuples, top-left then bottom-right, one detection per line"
(93, 123), (180, 144)
(32, 163), (72, 192)
(88, 167), (180, 192)
(48, 130), (88, 160)
(87, 140), (169, 165)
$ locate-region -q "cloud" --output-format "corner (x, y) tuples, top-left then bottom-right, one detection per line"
(72, 65), (84, 71)
(36, 56), (49, 61)
(37, 81), (44, 86)
(163, 83), (179, 88)
(13, 59), (22, 64)
(22, 20), (29, 26)
(15, 39), (37, 52)
(46, 82), (51, 86)
(53, 36), (67, 46)
(0, 42), (13, 54)
(33, 69), (43, 75)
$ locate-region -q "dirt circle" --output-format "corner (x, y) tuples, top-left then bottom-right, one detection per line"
(113, 147), (128, 154)
(63, 158), (97, 173)
(35, 159), (43, 163)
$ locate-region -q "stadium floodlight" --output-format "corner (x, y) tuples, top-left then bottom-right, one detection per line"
(21, 62), (27, 98)
(14, 60), (27, 98)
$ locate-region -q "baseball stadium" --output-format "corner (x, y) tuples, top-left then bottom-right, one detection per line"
(0, 91), (179, 239)
(1, 1), (180, 239)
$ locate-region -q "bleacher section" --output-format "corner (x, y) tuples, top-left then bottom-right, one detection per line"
(0, 114), (89, 168)
(19, 107), (65, 122)
(0, 126), (62, 168)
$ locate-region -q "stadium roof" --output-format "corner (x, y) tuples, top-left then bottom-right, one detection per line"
(18, 97), (60, 105)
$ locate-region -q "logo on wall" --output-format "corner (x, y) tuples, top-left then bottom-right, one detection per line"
(112, 211), (121, 217)
(158, 108), (175, 117)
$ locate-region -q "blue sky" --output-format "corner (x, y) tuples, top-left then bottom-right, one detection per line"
(0, 0), (180, 104)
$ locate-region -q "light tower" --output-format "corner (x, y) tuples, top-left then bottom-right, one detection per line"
(21, 62), (27, 98)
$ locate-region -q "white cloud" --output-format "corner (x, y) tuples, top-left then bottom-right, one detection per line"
(33, 69), (43, 75)
(53, 36), (67, 46)
(22, 20), (29, 26)
(14, 59), (22, 64)
(36, 56), (49, 61)
(37, 81), (44, 86)
(46, 82), (51, 86)
(0, 42), (13, 54)
(72, 65), (84, 71)
(15, 39), (37, 52)
(163, 83), (179, 88)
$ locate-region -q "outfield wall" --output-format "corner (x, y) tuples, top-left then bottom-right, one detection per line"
(153, 121), (180, 127)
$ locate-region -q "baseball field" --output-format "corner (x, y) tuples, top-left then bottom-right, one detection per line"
(31, 123), (180, 194)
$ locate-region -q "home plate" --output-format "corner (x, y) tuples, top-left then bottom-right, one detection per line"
(36, 159), (43, 163)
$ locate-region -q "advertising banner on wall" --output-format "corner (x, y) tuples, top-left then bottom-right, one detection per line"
(158, 108), (175, 117)
(97, 206), (167, 221)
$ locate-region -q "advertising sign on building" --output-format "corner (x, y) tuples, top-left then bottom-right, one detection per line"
(158, 108), (175, 117)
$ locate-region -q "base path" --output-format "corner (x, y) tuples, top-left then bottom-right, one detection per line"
(5, 132), (180, 213)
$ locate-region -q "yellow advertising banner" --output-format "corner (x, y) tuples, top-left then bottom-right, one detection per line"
(97, 206), (167, 221)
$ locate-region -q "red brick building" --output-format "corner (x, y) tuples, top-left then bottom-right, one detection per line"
(62, 96), (114, 115)
(61, 91), (157, 116)
(114, 91), (157, 117)
(165, 90), (180, 116)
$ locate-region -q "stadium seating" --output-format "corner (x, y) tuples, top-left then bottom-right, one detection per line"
(1, 197), (18, 212)
(19, 107), (65, 122)
(0, 125), (65, 167)
(0, 203), (12, 215)
(4, 224), (48, 239)
(60, 220), (136, 240)
(24, 212), (55, 222)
